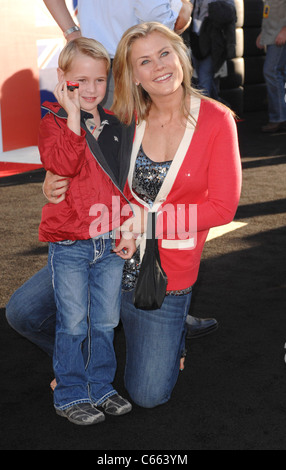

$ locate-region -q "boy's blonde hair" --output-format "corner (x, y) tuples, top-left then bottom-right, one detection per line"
(58, 37), (111, 74)
(111, 22), (204, 125)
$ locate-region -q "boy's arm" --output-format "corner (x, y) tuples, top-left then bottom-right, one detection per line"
(39, 114), (86, 177)
(43, 0), (82, 41)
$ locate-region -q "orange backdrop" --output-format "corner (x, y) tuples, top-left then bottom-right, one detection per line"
(0, 0), (65, 152)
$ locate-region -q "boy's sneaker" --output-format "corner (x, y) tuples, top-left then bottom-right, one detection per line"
(99, 394), (132, 416)
(56, 403), (105, 425)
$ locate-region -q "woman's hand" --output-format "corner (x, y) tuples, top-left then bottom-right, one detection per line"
(43, 170), (70, 204)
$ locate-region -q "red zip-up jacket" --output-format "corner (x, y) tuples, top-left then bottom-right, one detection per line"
(39, 102), (134, 242)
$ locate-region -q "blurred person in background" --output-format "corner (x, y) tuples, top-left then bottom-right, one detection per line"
(188, 0), (237, 100)
(256, 0), (286, 133)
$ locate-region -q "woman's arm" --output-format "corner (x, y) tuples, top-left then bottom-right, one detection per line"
(196, 111), (242, 232)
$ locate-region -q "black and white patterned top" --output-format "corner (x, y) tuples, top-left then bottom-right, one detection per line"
(122, 145), (192, 296)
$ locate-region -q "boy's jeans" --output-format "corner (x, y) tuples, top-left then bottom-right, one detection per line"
(264, 44), (286, 123)
(48, 236), (124, 410)
(6, 242), (191, 409)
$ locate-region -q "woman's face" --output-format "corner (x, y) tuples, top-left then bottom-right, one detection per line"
(130, 31), (184, 100)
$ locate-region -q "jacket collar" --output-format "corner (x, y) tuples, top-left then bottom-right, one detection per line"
(42, 101), (117, 125)
(41, 100), (135, 193)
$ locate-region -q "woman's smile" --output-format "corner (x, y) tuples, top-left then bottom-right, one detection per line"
(153, 73), (173, 83)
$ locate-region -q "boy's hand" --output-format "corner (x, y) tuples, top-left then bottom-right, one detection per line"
(54, 80), (80, 114)
(112, 233), (136, 260)
(54, 81), (81, 135)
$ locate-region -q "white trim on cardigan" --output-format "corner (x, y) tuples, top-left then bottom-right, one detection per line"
(127, 96), (201, 257)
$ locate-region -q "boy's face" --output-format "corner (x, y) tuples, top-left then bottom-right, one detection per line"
(59, 53), (108, 114)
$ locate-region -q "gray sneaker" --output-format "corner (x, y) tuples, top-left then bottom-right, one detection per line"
(56, 403), (105, 425)
(99, 394), (132, 416)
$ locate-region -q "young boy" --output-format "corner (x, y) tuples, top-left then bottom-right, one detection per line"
(38, 38), (135, 425)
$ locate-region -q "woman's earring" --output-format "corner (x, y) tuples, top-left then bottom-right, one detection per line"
(135, 82), (140, 86)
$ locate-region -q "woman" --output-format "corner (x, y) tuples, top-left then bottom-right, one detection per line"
(7, 23), (241, 409)
(109, 22), (241, 408)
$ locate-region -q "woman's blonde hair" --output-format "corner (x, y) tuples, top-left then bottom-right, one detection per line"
(111, 22), (204, 125)
(58, 37), (111, 74)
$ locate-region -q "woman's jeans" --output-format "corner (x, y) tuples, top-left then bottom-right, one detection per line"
(121, 289), (192, 409)
(50, 236), (124, 410)
(263, 44), (286, 123)
(6, 262), (192, 409)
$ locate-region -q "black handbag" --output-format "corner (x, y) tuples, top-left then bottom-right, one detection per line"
(133, 212), (168, 310)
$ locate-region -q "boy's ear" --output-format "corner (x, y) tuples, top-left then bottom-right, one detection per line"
(57, 67), (65, 82)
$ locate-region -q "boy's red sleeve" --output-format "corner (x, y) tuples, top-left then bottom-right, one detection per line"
(38, 114), (87, 177)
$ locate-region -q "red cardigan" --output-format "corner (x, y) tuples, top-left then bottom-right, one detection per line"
(124, 98), (242, 291)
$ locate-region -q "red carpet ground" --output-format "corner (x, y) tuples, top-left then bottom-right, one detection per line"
(0, 111), (285, 450)
(0, 162), (43, 178)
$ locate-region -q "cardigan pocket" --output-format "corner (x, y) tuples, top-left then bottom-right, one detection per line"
(161, 238), (195, 250)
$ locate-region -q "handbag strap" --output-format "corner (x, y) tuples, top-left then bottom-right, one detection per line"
(145, 212), (157, 251)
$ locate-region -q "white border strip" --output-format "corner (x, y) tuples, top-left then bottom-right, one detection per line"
(0, 146), (41, 164)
